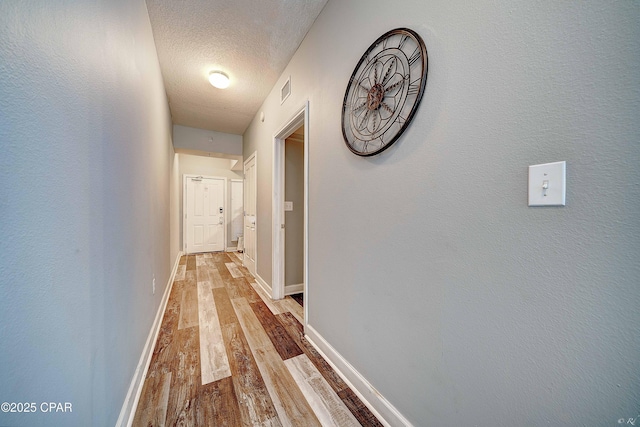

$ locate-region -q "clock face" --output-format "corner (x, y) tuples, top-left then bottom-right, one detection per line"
(341, 28), (428, 157)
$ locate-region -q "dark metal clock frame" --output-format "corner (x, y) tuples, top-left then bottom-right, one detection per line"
(341, 28), (428, 157)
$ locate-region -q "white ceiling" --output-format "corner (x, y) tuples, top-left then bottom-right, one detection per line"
(145, 0), (328, 135)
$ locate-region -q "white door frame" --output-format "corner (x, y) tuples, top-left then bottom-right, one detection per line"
(229, 179), (244, 251)
(182, 174), (227, 254)
(272, 102), (309, 311)
(243, 152), (258, 277)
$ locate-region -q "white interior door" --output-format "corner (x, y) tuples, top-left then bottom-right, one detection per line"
(185, 176), (225, 253)
(243, 153), (257, 276)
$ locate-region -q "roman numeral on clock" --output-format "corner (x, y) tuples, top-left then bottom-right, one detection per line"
(408, 48), (421, 67)
(407, 79), (421, 96)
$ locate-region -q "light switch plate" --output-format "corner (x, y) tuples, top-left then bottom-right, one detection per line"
(528, 161), (566, 206)
(284, 201), (293, 211)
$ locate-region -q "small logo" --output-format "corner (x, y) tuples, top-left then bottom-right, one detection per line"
(619, 417), (640, 426)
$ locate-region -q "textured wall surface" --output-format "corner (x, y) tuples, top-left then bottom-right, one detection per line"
(243, 0), (640, 425)
(173, 124), (243, 156)
(0, 0), (174, 425)
(170, 153), (181, 263)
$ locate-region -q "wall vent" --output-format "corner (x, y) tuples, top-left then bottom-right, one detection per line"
(280, 76), (291, 104)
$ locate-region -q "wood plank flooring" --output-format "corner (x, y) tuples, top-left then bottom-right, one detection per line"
(134, 252), (383, 427)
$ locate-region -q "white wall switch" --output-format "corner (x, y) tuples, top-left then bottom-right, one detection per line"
(528, 161), (566, 206)
(284, 201), (293, 211)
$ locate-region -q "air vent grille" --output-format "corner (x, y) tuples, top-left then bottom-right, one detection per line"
(280, 77), (291, 104)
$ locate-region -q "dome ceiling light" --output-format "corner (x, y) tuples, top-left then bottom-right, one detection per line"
(208, 71), (230, 89)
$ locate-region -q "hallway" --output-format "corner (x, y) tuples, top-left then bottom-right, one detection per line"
(133, 252), (382, 426)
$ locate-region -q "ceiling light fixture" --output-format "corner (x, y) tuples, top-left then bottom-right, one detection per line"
(208, 71), (230, 89)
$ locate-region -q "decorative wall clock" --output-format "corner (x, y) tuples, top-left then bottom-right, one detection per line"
(341, 28), (428, 157)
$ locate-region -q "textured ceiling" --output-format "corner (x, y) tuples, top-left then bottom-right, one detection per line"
(145, 0), (328, 135)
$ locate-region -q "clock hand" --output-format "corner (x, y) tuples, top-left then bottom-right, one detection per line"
(381, 57), (396, 86)
(384, 77), (405, 94)
(380, 102), (393, 114)
(357, 110), (371, 131)
(352, 100), (367, 112)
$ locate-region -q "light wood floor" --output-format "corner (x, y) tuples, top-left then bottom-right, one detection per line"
(133, 252), (383, 426)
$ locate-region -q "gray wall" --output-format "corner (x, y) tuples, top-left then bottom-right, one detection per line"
(170, 153), (181, 263)
(0, 0), (174, 425)
(173, 124), (242, 155)
(243, 0), (640, 425)
(285, 136), (304, 287)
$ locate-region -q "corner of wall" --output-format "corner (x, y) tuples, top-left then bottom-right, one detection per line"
(116, 251), (183, 427)
(305, 325), (412, 427)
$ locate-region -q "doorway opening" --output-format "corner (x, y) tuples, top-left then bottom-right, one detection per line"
(273, 102), (309, 325)
(284, 125), (304, 294)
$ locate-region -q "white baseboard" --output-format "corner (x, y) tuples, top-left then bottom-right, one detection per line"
(115, 251), (183, 427)
(225, 246), (238, 252)
(284, 283), (304, 295)
(253, 272), (272, 297)
(304, 325), (413, 427)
